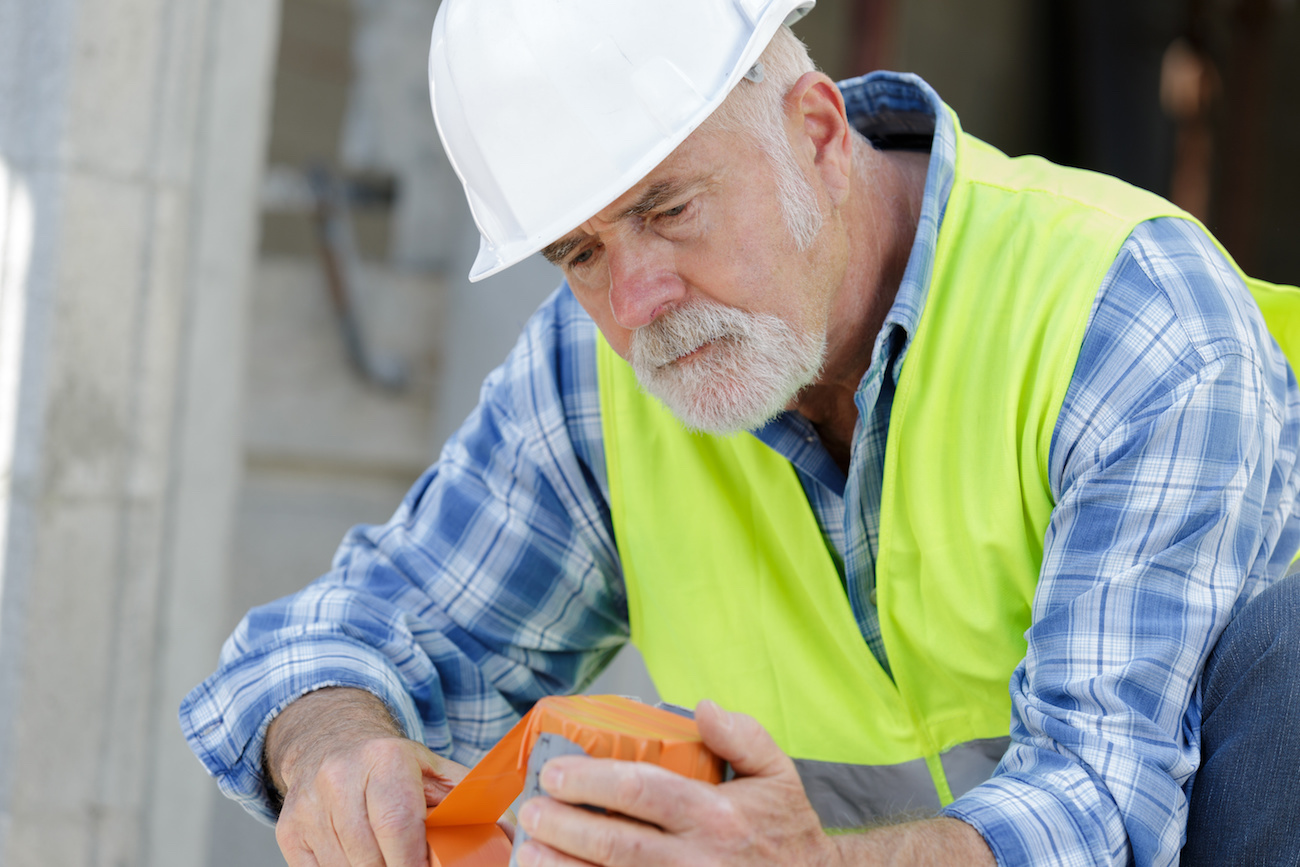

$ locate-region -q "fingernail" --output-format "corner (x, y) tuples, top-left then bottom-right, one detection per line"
(699, 699), (732, 729)
(540, 762), (564, 792)
(519, 801), (540, 832)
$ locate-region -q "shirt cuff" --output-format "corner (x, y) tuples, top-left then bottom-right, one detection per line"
(179, 634), (427, 825)
(941, 769), (1131, 867)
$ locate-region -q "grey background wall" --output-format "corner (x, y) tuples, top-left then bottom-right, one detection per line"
(0, 1), (279, 864)
(0, 1), (1295, 865)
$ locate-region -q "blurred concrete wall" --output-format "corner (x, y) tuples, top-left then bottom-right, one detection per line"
(0, 1), (279, 865)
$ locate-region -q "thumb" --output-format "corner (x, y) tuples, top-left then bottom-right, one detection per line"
(413, 742), (470, 806)
(694, 699), (792, 779)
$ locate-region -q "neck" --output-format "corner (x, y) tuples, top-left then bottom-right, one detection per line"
(794, 139), (928, 470)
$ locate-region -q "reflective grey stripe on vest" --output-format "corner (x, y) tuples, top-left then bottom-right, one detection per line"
(794, 737), (1011, 829)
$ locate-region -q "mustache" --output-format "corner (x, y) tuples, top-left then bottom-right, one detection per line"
(624, 297), (828, 434)
(628, 301), (751, 370)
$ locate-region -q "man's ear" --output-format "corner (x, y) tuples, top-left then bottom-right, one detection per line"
(785, 71), (854, 206)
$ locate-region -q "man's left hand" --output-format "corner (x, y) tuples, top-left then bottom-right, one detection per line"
(513, 699), (841, 867)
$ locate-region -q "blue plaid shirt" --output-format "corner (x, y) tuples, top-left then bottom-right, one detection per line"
(181, 73), (1300, 866)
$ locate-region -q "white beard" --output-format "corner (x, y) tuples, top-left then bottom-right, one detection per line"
(629, 297), (826, 435)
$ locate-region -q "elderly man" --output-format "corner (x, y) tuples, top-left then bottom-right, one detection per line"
(182, 1), (1300, 865)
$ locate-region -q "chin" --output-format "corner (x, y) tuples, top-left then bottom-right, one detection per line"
(654, 379), (799, 435)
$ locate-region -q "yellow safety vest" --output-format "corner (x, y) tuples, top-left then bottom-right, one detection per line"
(596, 108), (1300, 828)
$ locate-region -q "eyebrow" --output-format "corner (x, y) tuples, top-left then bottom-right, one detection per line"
(541, 236), (582, 266)
(541, 176), (707, 265)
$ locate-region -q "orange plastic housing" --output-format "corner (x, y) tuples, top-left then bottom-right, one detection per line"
(425, 695), (722, 866)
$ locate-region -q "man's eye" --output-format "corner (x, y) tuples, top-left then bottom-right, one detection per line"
(661, 203), (688, 218)
(570, 247), (596, 266)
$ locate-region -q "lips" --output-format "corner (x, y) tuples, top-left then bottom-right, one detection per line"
(640, 324), (728, 369)
(667, 339), (716, 367)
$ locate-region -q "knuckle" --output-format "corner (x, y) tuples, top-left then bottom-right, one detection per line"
(369, 799), (420, 837)
(274, 823), (316, 865)
(359, 736), (404, 768)
(273, 821), (297, 849)
(590, 823), (628, 865)
(275, 794), (314, 833)
(613, 768), (652, 813)
(701, 796), (744, 836)
(373, 738), (431, 783)
(618, 832), (651, 866)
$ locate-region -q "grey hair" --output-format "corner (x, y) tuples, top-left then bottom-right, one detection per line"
(704, 26), (823, 249)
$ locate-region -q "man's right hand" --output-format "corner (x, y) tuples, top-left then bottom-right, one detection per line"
(265, 687), (470, 867)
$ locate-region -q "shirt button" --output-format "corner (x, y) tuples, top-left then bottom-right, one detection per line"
(868, 588), (878, 606)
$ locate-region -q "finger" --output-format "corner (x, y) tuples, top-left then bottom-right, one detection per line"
(367, 747), (434, 866)
(518, 796), (680, 867)
(515, 839), (600, 867)
(694, 699), (792, 779)
(283, 847), (323, 867)
(538, 756), (713, 831)
(499, 806), (518, 843)
(514, 839), (599, 867)
(274, 735), (448, 867)
(308, 755), (388, 867)
(368, 796), (428, 867)
(277, 792), (354, 867)
(275, 828), (323, 867)
(332, 793), (390, 867)
(420, 746), (472, 804)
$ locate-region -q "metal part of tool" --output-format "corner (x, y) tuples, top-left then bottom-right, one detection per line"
(509, 733), (591, 867)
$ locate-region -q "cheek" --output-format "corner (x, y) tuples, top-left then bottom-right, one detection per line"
(601, 324), (634, 359)
(698, 203), (800, 300)
(571, 292), (635, 359)
(697, 239), (785, 310)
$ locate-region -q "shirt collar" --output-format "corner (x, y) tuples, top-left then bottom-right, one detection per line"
(838, 71), (957, 388)
(751, 72), (955, 490)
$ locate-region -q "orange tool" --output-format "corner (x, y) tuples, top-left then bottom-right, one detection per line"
(425, 694), (723, 867)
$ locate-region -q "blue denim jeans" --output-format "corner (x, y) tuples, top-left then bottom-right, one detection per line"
(1181, 571), (1300, 866)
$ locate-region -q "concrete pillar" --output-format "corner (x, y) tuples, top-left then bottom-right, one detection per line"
(0, 1), (279, 864)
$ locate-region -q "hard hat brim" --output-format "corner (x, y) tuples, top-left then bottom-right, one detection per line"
(429, 0), (816, 283)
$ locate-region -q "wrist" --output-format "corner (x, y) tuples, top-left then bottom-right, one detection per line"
(821, 832), (849, 867)
(264, 687), (404, 799)
(826, 817), (996, 867)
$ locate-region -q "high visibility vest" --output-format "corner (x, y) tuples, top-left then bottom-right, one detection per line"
(596, 108), (1300, 829)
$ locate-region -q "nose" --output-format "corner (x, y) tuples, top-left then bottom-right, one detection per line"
(606, 236), (686, 331)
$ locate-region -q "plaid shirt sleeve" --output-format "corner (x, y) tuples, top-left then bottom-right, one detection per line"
(943, 217), (1300, 866)
(178, 287), (625, 825)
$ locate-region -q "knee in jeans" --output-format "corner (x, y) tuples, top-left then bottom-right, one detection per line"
(1220, 573), (1300, 675)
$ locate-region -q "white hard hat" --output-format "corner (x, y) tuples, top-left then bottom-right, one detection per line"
(429, 0), (816, 282)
